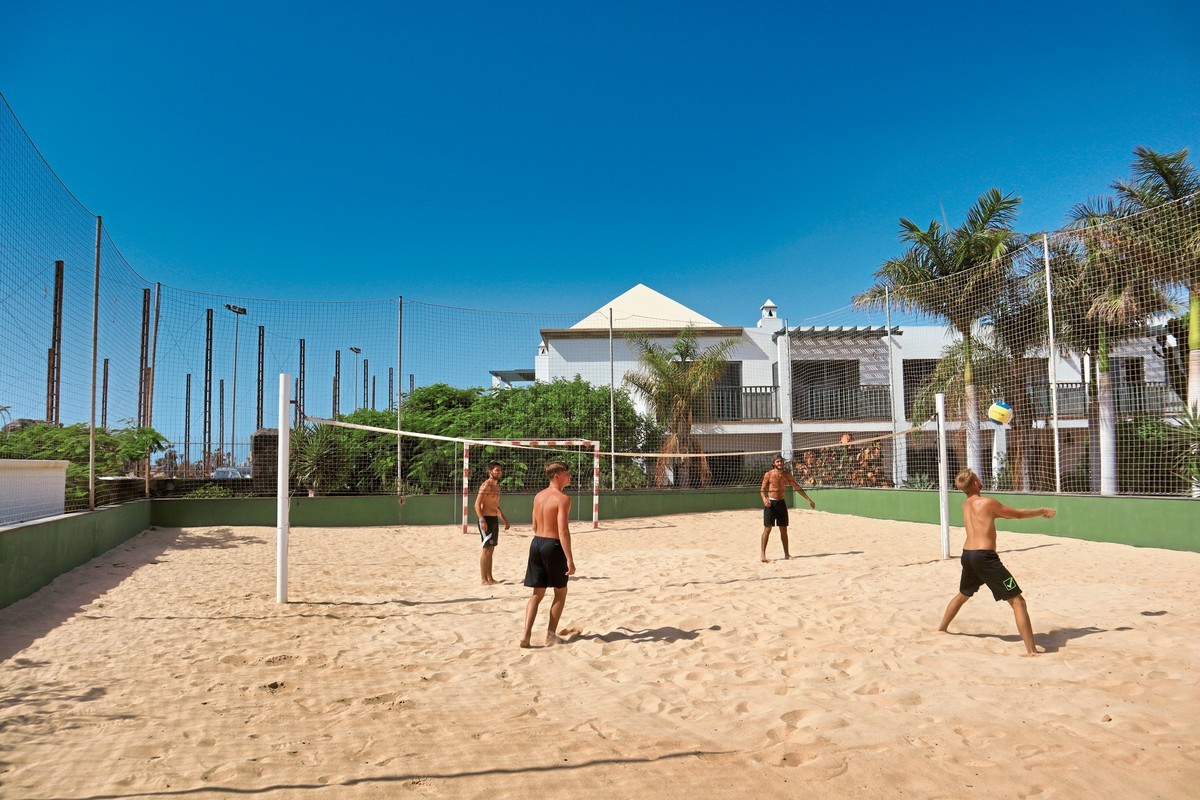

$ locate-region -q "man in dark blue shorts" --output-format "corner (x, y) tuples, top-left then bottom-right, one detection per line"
(938, 468), (1056, 656)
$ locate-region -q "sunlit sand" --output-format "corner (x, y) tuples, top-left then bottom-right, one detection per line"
(1, 510), (1196, 798)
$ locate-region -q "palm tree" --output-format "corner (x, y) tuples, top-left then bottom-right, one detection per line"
(290, 423), (349, 496)
(1112, 147), (1200, 414)
(1063, 198), (1175, 495)
(624, 325), (738, 487)
(856, 189), (1023, 476)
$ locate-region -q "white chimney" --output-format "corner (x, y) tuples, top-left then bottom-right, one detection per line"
(758, 299), (782, 332)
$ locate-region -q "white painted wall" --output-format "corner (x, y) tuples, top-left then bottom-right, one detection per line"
(0, 460), (68, 526)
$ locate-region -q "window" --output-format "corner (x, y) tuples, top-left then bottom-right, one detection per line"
(902, 359), (938, 419)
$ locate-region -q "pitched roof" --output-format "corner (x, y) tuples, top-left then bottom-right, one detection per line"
(570, 284), (720, 329)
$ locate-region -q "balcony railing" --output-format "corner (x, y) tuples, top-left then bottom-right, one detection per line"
(702, 381), (1184, 425)
(708, 385), (778, 421)
(1026, 382), (1185, 419)
(793, 385), (891, 421)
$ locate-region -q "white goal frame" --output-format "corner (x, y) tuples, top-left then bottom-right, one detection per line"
(462, 439), (600, 533)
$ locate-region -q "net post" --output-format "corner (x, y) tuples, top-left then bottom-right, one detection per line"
(276, 373), (291, 603)
(608, 307), (616, 491)
(592, 441), (600, 529)
(936, 392), (950, 560)
(461, 444), (471, 533)
(1042, 235), (1063, 494)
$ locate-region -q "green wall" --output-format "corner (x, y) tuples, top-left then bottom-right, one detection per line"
(0, 501), (151, 609)
(803, 488), (1198, 552)
(4, 488), (1193, 610)
(150, 487), (762, 528)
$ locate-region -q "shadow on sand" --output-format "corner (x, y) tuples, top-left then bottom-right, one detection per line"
(0, 527), (257, 664)
(21, 749), (736, 800)
(954, 625), (1118, 653)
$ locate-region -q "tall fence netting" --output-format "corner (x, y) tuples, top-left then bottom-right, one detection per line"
(2, 91), (1197, 525)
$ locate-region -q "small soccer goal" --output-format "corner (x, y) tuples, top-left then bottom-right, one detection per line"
(460, 439), (600, 534)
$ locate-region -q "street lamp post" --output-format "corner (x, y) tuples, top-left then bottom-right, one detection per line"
(225, 304), (248, 465)
(349, 347), (361, 411)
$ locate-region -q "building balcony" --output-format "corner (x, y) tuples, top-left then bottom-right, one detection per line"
(707, 385), (779, 422)
(1026, 382), (1185, 419)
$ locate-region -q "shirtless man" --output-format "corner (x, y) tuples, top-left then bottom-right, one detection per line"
(937, 468), (1056, 656)
(520, 460), (576, 648)
(759, 455), (816, 562)
(474, 461), (510, 585)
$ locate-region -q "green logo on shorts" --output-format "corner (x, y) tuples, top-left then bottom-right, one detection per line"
(1004, 577), (1016, 591)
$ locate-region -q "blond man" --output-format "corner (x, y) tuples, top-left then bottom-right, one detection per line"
(938, 468), (1056, 656)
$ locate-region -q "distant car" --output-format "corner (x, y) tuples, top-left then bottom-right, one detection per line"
(237, 466), (252, 478)
(212, 467), (249, 479)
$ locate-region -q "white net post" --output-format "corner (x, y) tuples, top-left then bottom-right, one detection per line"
(936, 392), (950, 560)
(461, 443), (471, 534)
(1042, 235), (1063, 493)
(592, 442), (600, 529)
(276, 373), (291, 603)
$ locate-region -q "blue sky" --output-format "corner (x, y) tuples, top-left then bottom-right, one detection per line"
(4, 0), (1199, 328)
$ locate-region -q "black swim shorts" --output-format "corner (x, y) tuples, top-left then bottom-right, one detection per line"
(524, 536), (569, 589)
(959, 549), (1022, 601)
(763, 498), (789, 528)
(478, 515), (499, 548)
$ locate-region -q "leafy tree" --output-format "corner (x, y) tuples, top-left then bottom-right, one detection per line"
(0, 422), (166, 509)
(856, 189), (1024, 477)
(623, 325), (739, 487)
(343, 378), (658, 494)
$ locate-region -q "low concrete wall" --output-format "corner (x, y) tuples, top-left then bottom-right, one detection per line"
(803, 488), (1198, 553)
(5, 488), (1192, 610)
(0, 501), (152, 609)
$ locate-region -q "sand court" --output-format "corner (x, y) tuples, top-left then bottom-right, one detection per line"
(1, 509), (1197, 798)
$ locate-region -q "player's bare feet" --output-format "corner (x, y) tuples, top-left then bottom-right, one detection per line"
(519, 639), (532, 649)
(546, 633), (564, 646)
(760, 554), (769, 563)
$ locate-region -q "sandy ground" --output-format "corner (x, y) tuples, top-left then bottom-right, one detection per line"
(1, 509), (1197, 799)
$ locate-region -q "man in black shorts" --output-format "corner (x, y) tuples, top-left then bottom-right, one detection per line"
(938, 468), (1056, 656)
(473, 461), (509, 585)
(758, 455), (816, 562)
(520, 460), (576, 648)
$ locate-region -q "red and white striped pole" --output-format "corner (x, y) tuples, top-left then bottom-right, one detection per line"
(593, 442), (600, 529)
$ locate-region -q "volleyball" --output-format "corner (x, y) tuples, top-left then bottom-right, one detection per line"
(988, 401), (1013, 426)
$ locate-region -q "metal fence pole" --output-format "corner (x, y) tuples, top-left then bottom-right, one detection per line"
(89, 217), (102, 511)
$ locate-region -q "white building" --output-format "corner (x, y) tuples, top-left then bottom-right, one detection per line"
(523, 284), (1181, 489)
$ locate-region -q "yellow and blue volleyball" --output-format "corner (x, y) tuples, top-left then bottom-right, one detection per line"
(987, 401), (1013, 426)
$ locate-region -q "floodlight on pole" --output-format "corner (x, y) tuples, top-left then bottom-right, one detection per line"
(225, 304), (248, 464)
(348, 347), (361, 410)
